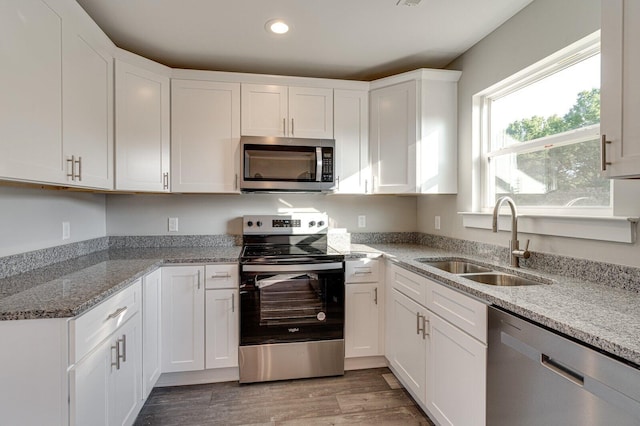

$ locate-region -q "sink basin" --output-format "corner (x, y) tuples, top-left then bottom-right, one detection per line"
(417, 259), (492, 274)
(462, 273), (544, 287)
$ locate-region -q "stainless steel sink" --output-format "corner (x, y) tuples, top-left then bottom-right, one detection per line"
(462, 273), (544, 286)
(417, 259), (492, 274)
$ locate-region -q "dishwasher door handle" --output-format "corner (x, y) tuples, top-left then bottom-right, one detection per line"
(541, 354), (584, 386)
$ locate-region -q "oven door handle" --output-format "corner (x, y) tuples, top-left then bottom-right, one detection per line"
(243, 262), (343, 273)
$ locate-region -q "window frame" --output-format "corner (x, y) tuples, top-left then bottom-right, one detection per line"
(476, 34), (611, 216)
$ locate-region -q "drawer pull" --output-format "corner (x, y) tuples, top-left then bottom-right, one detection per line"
(106, 307), (127, 321)
(374, 287), (378, 305)
(210, 273), (231, 279)
(354, 270), (372, 275)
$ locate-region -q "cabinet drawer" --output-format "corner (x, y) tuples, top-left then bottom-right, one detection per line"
(426, 279), (487, 343)
(69, 279), (141, 364)
(345, 259), (380, 283)
(388, 263), (429, 307)
(205, 264), (238, 289)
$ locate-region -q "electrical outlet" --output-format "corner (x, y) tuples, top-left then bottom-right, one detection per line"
(62, 222), (70, 240)
(435, 216), (441, 230)
(357, 215), (366, 228)
(168, 217), (179, 232)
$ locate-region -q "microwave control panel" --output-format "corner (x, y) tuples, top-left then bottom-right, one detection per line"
(321, 148), (334, 182)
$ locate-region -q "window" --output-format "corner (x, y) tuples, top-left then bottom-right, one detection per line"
(478, 36), (611, 214)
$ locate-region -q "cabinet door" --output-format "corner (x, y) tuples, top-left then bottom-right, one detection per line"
(388, 288), (428, 405)
(427, 313), (486, 426)
(370, 81), (417, 193)
(142, 268), (162, 399)
(601, 0), (640, 178)
(115, 60), (170, 191)
(70, 338), (110, 426)
(161, 266), (205, 373)
(62, 21), (113, 189)
(110, 314), (143, 426)
(241, 84), (288, 137)
(0, 0), (65, 184)
(345, 283), (381, 358)
(334, 89), (369, 193)
(205, 289), (239, 369)
(171, 80), (241, 192)
(288, 86), (333, 139)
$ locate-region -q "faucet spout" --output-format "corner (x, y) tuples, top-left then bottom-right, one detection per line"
(492, 196), (529, 267)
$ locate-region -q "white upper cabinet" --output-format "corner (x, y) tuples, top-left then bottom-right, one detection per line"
(370, 69), (461, 194)
(334, 89), (370, 194)
(241, 84), (333, 138)
(62, 9), (114, 189)
(601, 0), (640, 178)
(171, 79), (241, 193)
(115, 56), (171, 192)
(0, 0), (64, 184)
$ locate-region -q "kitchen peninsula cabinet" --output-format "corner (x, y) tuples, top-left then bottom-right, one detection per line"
(601, 0), (640, 178)
(115, 54), (171, 192)
(1, 0), (114, 189)
(241, 84), (333, 138)
(334, 89), (370, 194)
(385, 262), (487, 426)
(370, 69), (460, 194)
(171, 79), (241, 193)
(161, 266), (205, 373)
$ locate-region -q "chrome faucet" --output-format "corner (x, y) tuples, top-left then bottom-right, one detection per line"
(492, 196), (530, 267)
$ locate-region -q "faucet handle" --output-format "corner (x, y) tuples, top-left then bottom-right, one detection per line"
(523, 239), (530, 251)
(512, 239), (531, 260)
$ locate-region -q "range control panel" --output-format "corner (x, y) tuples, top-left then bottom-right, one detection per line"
(243, 213), (329, 235)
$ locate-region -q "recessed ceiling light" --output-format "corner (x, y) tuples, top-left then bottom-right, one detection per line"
(265, 19), (289, 35)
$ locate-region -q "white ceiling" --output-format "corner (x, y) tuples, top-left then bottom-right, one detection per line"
(75, 0), (535, 81)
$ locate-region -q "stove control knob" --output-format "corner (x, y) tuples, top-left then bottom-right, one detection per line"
(318, 221), (325, 227)
(256, 221), (263, 227)
(247, 221), (253, 227)
(309, 221), (316, 227)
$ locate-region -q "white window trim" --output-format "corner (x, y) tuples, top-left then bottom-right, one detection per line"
(463, 31), (639, 243)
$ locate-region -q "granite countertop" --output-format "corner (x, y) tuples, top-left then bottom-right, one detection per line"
(1, 242), (639, 367)
(347, 243), (640, 367)
(0, 247), (241, 321)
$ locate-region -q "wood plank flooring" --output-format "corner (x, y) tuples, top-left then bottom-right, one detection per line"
(134, 368), (436, 425)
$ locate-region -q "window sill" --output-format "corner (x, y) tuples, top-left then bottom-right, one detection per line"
(459, 212), (639, 243)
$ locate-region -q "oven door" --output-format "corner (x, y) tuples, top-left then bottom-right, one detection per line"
(240, 262), (344, 345)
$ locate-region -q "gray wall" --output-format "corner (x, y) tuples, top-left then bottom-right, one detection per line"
(106, 193), (417, 236)
(418, 0), (640, 267)
(0, 186), (106, 257)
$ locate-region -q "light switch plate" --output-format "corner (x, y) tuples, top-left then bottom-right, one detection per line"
(358, 215), (366, 228)
(435, 216), (441, 230)
(168, 217), (179, 232)
(62, 222), (70, 240)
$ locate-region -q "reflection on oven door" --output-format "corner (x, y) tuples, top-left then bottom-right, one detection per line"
(257, 273), (325, 326)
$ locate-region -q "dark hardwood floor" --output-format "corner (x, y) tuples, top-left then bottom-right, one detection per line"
(134, 367), (436, 425)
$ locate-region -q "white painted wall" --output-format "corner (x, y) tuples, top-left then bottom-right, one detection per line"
(0, 186), (106, 257)
(419, 0), (640, 267)
(106, 193), (417, 236)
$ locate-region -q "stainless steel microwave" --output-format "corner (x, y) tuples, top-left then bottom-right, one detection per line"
(240, 136), (335, 192)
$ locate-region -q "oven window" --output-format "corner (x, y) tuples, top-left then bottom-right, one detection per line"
(244, 145), (317, 181)
(258, 273), (325, 326)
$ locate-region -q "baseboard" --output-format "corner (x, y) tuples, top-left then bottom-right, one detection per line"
(344, 356), (388, 370)
(155, 367), (239, 387)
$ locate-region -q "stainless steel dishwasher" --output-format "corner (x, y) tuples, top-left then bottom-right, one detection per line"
(488, 306), (640, 425)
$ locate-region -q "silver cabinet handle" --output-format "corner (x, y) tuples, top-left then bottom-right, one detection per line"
(283, 118), (286, 136)
(111, 342), (119, 370)
(163, 172), (169, 190)
(416, 312), (423, 335)
(374, 287), (378, 305)
(118, 334), (127, 363)
(106, 306), (127, 321)
(234, 173), (238, 190)
(291, 118), (294, 136)
(601, 134), (612, 171)
(422, 316), (429, 339)
(365, 179), (368, 194)
(67, 155), (75, 181)
(354, 270), (372, 275)
(336, 176), (340, 191)
(197, 270), (201, 290)
(75, 156), (82, 181)
(210, 273), (231, 279)
(232, 293), (235, 313)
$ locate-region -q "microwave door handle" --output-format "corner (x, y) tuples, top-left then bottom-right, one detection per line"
(316, 147), (322, 182)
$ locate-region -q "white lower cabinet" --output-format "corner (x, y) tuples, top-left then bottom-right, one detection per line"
(161, 265), (205, 373)
(205, 288), (239, 369)
(69, 279), (143, 426)
(345, 259), (383, 358)
(386, 262), (487, 426)
(142, 268), (162, 398)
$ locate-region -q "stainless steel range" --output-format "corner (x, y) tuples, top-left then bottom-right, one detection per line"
(238, 213), (345, 383)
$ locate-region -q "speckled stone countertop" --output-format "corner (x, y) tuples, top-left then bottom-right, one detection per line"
(0, 247), (241, 321)
(347, 243), (640, 367)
